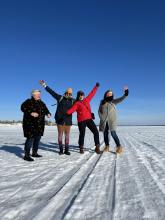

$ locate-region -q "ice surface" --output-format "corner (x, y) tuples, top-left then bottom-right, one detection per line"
(0, 125), (165, 220)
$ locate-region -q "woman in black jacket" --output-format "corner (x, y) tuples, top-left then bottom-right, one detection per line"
(21, 89), (51, 161)
(39, 80), (75, 155)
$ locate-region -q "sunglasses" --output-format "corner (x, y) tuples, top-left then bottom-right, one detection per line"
(66, 92), (72, 96)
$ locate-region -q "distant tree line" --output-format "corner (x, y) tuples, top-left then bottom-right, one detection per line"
(0, 120), (22, 124)
(0, 120), (57, 126)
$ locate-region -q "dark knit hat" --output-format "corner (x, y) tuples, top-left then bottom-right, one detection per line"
(76, 90), (85, 101)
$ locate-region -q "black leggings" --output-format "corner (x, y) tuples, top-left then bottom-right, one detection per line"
(78, 119), (100, 147)
(104, 123), (121, 147)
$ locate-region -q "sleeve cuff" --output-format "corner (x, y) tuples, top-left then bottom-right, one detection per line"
(43, 83), (47, 88)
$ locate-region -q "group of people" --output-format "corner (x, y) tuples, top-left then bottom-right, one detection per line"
(21, 80), (129, 161)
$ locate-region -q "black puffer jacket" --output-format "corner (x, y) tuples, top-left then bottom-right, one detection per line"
(45, 86), (75, 125)
(21, 98), (50, 138)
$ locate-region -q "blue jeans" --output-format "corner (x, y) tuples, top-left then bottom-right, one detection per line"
(104, 123), (120, 147)
(25, 136), (41, 155)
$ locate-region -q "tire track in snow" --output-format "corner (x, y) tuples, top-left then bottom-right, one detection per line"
(0, 132), (95, 202)
(2, 142), (103, 220)
(118, 135), (165, 220)
(0, 144), (84, 205)
(61, 154), (104, 220)
(32, 143), (105, 220)
(125, 134), (165, 195)
(124, 133), (165, 183)
(113, 135), (147, 220)
(62, 153), (117, 220)
(130, 132), (165, 156)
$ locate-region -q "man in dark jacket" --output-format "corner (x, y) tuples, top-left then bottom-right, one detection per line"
(21, 89), (51, 161)
(39, 80), (75, 155)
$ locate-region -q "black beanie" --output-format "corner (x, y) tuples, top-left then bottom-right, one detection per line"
(76, 90), (85, 101)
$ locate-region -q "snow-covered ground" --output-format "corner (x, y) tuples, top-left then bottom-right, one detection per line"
(0, 125), (165, 220)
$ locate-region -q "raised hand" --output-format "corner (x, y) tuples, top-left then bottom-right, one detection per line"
(96, 82), (100, 87)
(39, 80), (46, 87)
(124, 86), (129, 96)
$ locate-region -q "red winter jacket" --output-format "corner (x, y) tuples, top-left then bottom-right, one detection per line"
(67, 86), (98, 123)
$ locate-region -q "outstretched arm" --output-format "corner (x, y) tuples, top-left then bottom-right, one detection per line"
(113, 86), (129, 104)
(67, 102), (78, 115)
(86, 82), (100, 102)
(39, 80), (62, 101)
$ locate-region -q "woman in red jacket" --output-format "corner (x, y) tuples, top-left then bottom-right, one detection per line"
(67, 83), (102, 154)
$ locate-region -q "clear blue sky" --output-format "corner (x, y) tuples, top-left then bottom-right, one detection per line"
(0, 0), (165, 125)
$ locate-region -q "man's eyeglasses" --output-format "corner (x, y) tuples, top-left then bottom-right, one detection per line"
(66, 93), (72, 96)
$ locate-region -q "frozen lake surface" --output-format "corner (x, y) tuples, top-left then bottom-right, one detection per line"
(0, 125), (165, 220)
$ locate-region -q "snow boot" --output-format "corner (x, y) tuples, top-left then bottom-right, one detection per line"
(79, 146), (84, 154)
(116, 146), (124, 154)
(64, 145), (70, 155)
(59, 145), (64, 155)
(32, 151), (42, 157)
(23, 153), (34, 161)
(95, 145), (102, 154)
(104, 145), (110, 152)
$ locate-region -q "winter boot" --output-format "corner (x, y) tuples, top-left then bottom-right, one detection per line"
(32, 151), (42, 157)
(23, 152), (34, 161)
(59, 145), (64, 155)
(95, 145), (103, 154)
(64, 145), (70, 155)
(116, 146), (124, 154)
(79, 146), (84, 154)
(104, 145), (110, 152)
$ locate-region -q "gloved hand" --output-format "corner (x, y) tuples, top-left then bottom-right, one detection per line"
(124, 86), (129, 96)
(124, 89), (129, 96)
(39, 80), (47, 88)
(96, 82), (100, 87)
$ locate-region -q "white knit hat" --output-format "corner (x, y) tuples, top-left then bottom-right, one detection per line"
(31, 89), (41, 95)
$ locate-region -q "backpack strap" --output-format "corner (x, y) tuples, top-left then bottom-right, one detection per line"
(52, 96), (74, 106)
(58, 96), (64, 103)
(51, 96), (63, 106)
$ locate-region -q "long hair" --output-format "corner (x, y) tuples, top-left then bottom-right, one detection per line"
(100, 90), (112, 105)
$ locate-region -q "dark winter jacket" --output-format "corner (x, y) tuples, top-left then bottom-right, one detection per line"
(67, 86), (98, 123)
(21, 98), (50, 138)
(45, 86), (75, 125)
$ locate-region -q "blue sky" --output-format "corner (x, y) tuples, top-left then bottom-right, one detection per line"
(0, 0), (165, 125)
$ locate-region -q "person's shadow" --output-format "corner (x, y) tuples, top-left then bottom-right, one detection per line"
(0, 144), (24, 158)
(0, 142), (87, 159)
(41, 142), (83, 153)
(39, 142), (60, 154)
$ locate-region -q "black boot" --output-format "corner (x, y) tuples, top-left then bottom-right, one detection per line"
(79, 146), (84, 154)
(24, 152), (34, 161)
(64, 145), (70, 155)
(59, 145), (64, 155)
(32, 151), (42, 157)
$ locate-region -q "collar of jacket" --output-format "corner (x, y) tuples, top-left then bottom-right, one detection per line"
(31, 97), (41, 102)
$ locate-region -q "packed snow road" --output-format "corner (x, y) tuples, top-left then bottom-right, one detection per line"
(0, 125), (165, 220)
